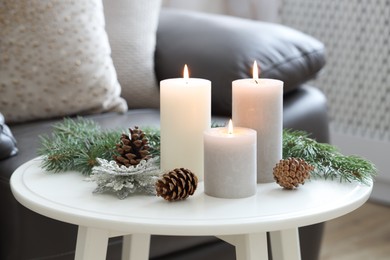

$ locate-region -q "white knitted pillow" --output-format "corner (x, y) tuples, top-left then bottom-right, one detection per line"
(103, 0), (161, 109)
(0, 0), (127, 123)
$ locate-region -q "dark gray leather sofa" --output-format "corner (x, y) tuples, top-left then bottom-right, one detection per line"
(0, 9), (328, 260)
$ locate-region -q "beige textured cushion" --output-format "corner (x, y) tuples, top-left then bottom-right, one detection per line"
(0, 0), (127, 123)
(103, 0), (161, 109)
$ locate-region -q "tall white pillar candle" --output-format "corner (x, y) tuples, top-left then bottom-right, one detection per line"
(160, 65), (211, 180)
(204, 120), (257, 198)
(232, 62), (283, 183)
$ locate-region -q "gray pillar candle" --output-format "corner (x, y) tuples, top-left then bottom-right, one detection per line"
(204, 121), (257, 199)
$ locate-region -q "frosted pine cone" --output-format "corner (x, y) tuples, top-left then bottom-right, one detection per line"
(273, 158), (314, 189)
(155, 168), (198, 201)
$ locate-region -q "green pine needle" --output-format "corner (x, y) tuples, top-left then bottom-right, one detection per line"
(38, 118), (121, 175)
(282, 129), (376, 184)
(38, 118), (377, 184)
(142, 127), (161, 160)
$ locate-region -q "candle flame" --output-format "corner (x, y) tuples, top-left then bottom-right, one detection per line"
(183, 64), (189, 80)
(228, 119), (234, 135)
(253, 60), (259, 82)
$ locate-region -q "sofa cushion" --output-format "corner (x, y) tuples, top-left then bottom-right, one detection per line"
(155, 9), (326, 116)
(0, 0), (127, 123)
(103, 0), (161, 109)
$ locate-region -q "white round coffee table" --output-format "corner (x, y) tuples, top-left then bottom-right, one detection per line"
(11, 158), (373, 260)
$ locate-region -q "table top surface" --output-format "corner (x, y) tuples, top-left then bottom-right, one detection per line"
(11, 158), (373, 236)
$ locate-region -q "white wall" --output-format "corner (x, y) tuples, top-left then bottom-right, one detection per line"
(162, 0), (281, 22)
(162, 0), (225, 14)
(225, 0), (280, 22)
(331, 132), (390, 205)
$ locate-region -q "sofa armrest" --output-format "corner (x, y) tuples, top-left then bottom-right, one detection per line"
(0, 113), (18, 160)
(155, 8), (325, 116)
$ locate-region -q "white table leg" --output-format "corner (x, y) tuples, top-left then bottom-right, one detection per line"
(75, 226), (109, 260)
(122, 234), (151, 260)
(218, 233), (268, 260)
(269, 228), (301, 260)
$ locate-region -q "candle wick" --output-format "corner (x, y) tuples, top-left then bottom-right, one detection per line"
(255, 80), (258, 84)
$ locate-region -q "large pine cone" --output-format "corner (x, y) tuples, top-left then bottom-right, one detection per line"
(113, 126), (151, 167)
(273, 157), (314, 189)
(155, 168), (198, 201)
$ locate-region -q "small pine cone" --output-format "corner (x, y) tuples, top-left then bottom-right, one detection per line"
(273, 157), (314, 189)
(155, 168), (198, 201)
(113, 126), (151, 167)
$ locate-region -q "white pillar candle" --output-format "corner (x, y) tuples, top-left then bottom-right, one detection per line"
(232, 61), (283, 183)
(160, 65), (211, 180)
(204, 120), (257, 198)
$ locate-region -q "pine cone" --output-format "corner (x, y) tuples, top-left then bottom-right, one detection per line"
(113, 126), (151, 167)
(155, 168), (198, 201)
(273, 157), (314, 189)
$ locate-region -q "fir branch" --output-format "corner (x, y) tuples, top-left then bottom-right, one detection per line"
(134, 127), (377, 184)
(39, 135), (81, 173)
(38, 117), (376, 185)
(211, 121), (227, 128)
(283, 129), (376, 184)
(142, 127), (161, 160)
(50, 117), (100, 141)
(38, 118), (121, 175)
